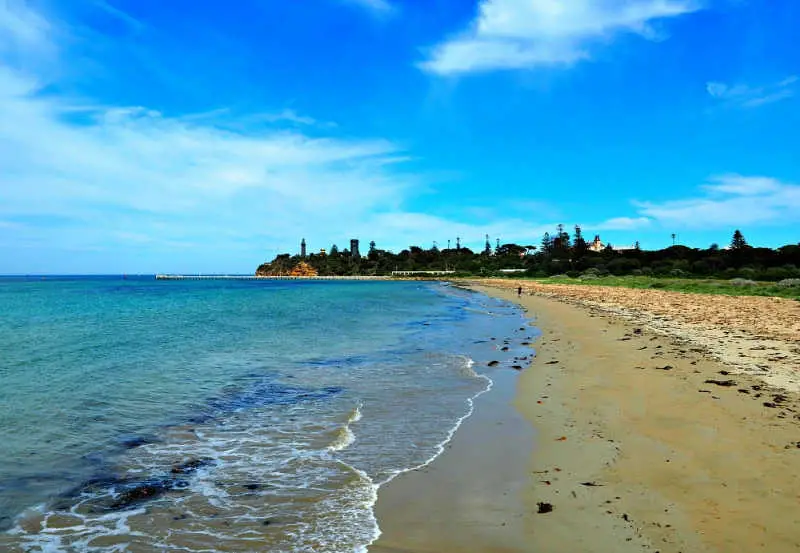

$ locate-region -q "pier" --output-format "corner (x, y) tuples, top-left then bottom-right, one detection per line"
(155, 274), (392, 281)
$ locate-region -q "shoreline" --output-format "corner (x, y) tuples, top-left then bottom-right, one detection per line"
(370, 280), (800, 553)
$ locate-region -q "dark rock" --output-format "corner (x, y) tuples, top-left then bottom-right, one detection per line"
(545, 360), (559, 365)
(537, 502), (554, 514)
(111, 481), (171, 509)
(633, 328), (642, 335)
(244, 483), (261, 490)
(704, 379), (736, 387)
(719, 370), (730, 375)
(501, 346), (509, 351)
(171, 458), (214, 475)
(763, 402), (778, 408)
(654, 365), (673, 371)
(580, 482), (602, 487)
(120, 436), (153, 449)
(512, 365), (523, 370)
(488, 361), (500, 367)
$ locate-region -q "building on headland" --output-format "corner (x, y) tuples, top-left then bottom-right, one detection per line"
(350, 239), (361, 259)
(301, 238), (307, 258)
(588, 235), (639, 252)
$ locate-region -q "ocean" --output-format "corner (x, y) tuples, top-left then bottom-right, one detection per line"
(0, 277), (533, 552)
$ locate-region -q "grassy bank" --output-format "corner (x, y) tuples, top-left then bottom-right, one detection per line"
(522, 275), (800, 300)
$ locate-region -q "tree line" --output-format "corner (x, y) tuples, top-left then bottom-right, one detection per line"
(256, 229), (800, 281)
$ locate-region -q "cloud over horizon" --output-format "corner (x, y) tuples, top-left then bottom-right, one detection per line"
(633, 174), (800, 229)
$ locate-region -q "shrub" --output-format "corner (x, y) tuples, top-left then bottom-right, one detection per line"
(670, 269), (687, 277)
(549, 274), (570, 279)
(776, 278), (800, 288)
(737, 267), (757, 278)
(729, 278), (757, 287)
(649, 282), (667, 289)
(631, 269), (644, 276)
(582, 267), (601, 276)
(579, 273), (599, 280)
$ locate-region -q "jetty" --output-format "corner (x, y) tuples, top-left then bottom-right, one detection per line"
(155, 275), (391, 281)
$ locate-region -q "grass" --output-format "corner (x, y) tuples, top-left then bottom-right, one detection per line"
(525, 275), (800, 300)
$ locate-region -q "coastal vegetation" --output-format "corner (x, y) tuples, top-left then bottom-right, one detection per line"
(537, 275), (800, 300)
(257, 229), (800, 291)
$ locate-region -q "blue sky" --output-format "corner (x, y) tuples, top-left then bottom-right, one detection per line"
(0, 0), (798, 273)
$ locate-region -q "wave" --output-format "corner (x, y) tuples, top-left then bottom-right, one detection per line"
(327, 404), (362, 453)
(363, 355), (491, 550)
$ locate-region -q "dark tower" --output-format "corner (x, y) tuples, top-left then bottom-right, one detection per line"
(456, 237), (461, 250)
(350, 239), (361, 259)
(496, 238), (500, 252)
(301, 238), (307, 258)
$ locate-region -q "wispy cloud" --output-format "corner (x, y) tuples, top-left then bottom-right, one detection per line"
(633, 174), (800, 228)
(341, 0), (396, 16)
(0, 0), (54, 61)
(706, 76), (797, 108)
(420, 0), (701, 75)
(595, 217), (652, 231)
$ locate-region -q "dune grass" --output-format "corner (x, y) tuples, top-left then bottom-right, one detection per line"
(530, 276), (800, 300)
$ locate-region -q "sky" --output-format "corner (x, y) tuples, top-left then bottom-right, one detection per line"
(0, 0), (798, 274)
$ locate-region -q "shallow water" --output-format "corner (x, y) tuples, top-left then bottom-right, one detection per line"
(0, 277), (531, 552)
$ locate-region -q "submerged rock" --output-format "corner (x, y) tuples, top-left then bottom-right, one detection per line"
(171, 458), (214, 475)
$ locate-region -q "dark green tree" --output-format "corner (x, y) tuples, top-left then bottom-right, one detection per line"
(573, 225), (588, 258)
(330, 244), (340, 255)
(541, 232), (553, 255)
(731, 230), (748, 250)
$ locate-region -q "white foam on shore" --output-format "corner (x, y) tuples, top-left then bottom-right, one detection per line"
(361, 355), (492, 551)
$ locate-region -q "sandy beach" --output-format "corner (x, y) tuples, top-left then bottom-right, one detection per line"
(371, 280), (800, 553)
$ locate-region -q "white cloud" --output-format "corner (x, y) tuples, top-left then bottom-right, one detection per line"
(0, 0), (52, 54)
(633, 174), (800, 228)
(341, 0), (395, 16)
(706, 76), (797, 108)
(260, 109), (318, 126)
(421, 0), (701, 75)
(595, 216), (651, 230)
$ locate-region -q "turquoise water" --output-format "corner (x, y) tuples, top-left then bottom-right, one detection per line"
(0, 277), (532, 552)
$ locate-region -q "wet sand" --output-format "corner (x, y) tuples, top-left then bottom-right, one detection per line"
(370, 281), (800, 553)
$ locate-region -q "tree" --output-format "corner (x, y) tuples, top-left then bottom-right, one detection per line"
(369, 241), (377, 254)
(731, 230), (748, 250)
(709, 243), (720, 251)
(553, 224), (571, 256)
(541, 232), (553, 255)
(573, 225), (588, 258)
(330, 244), (340, 256)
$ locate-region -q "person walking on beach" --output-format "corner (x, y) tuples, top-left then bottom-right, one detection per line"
(517, 286), (522, 297)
